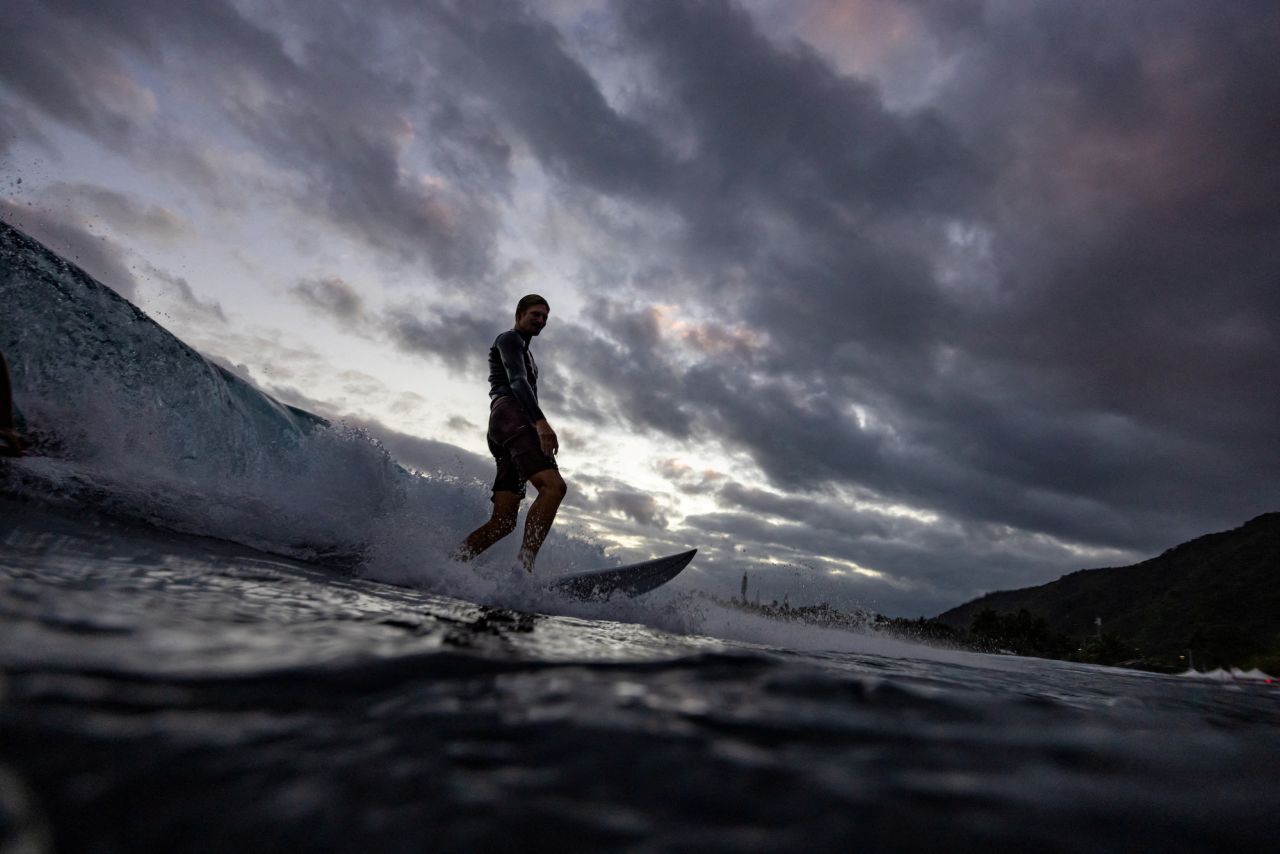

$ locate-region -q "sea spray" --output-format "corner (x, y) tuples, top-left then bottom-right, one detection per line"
(2, 217), (880, 651)
(0, 219), (608, 592)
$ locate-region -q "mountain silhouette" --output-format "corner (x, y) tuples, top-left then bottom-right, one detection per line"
(934, 513), (1280, 670)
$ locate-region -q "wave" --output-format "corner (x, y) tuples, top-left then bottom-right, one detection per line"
(0, 218), (954, 654)
(0, 221), (624, 600)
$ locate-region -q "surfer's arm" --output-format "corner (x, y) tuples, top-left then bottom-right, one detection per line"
(533, 420), (557, 456)
(495, 332), (546, 424)
(495, 333), (556, 455)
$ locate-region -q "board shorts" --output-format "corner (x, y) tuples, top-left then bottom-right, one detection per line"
(487, 396), (557, 499)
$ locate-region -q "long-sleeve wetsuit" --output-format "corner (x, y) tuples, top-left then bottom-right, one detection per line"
(488, 329), (545, 423)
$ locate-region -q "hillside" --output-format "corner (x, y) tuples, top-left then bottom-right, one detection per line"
(934, 513), (1280, 669)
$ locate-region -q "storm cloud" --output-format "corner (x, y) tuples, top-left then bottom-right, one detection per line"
(5, 0), (1277, 614)
(1, 0), (505, 282)
(291, 277), (368, 324)
(521, 1), (1280, 557)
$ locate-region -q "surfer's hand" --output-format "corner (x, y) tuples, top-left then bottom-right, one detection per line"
(535, 420), (558, 456)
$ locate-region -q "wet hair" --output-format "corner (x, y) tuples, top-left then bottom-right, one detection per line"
(516, 294), (549, 317)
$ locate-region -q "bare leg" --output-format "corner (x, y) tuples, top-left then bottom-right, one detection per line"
(515, 469), (567, 573)
(454, 491), (521, 561)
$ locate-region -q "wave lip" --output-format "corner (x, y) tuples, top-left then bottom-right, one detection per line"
(1, 220), (321, 474)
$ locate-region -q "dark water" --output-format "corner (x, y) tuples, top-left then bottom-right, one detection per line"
(2, 498), (1278, 853)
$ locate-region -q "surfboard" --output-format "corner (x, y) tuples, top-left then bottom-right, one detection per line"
(549, 548), (697, 600)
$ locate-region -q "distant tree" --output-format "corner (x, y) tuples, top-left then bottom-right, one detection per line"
(969, 608), (1069, 657)
(1072, 632), (1136, 666)
(1246, 633), (1280, 675)
(1187, 623), (1257, 670)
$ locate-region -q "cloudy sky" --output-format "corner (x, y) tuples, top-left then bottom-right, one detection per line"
(3, 0), (1277, 617)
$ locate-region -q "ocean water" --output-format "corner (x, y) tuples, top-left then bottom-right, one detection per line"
(2, 220), (1278, 851)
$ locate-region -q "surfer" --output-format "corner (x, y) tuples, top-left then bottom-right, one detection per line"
(0, 350), (24, 457)
(454, 295), (566, 573)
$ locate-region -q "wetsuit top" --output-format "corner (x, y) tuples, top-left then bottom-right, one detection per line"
(488, 329), (545, 423)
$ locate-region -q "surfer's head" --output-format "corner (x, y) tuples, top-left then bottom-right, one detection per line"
(515, 294), (550, 336)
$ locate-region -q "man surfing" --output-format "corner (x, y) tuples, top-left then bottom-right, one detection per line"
(454, 295), (567, 574)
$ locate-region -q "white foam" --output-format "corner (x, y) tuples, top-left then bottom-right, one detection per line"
(1179, 667), (1275, 683)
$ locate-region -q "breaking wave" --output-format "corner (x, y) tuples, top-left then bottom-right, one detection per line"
(0, 220), (670, 619)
